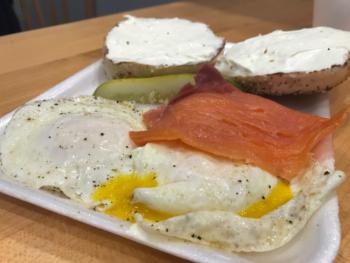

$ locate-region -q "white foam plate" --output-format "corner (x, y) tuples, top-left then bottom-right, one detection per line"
(0, 60), (341, 263)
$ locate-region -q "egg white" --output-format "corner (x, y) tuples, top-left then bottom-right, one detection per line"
(0, 96), (152, 206)
(135, 161), (345, 252)
(132, 143), (278, 214)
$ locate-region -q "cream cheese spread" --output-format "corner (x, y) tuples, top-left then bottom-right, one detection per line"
(105, 16), (224, 66)
(216, 27), (350, 77)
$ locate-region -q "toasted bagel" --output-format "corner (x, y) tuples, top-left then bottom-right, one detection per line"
(103, 16), (224, 79)
(216, 27), (350, 95)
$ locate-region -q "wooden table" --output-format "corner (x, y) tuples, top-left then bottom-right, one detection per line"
(0, 1), (349, 262)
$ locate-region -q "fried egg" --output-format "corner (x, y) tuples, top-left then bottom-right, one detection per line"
(0, 96), (152, 205)
(135, 161), (344, 252)
(91, 142), (344, 252)
(0, 96), (345, 253)
(132, 143), (283, 215)
(121, 144), (343, 252)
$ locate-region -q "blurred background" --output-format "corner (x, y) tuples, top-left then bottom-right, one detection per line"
(1, 0), (176, 35)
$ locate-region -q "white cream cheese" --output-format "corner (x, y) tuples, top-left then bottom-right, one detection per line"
(105, 16), (224, 66)
(216, 27), (350, 77)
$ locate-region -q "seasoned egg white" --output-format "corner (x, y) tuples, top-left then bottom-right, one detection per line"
(132, 143), (280, 215)
(89, 142), (294, 226)
(0, 96), (152, 206)
(134, 157), (345, 252)
(88, 141), (344, 252)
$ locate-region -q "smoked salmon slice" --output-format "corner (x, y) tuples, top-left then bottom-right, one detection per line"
(129, 65), (349, 181)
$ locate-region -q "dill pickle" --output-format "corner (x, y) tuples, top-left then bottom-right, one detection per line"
(93, 74), (195, 103)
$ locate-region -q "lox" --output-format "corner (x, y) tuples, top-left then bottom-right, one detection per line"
(130, 65), (350, 181)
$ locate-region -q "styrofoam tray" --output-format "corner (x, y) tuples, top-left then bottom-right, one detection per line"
(0, 60), (341, 263)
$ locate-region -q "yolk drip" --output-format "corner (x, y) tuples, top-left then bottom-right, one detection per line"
(239, 182), (293, 218)
(92, 172), (173, 223)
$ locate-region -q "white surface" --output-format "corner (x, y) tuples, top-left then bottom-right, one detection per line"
(215, 27), (350, 77)
(105, 16), (224, 65)
(0, 60), (341, 263)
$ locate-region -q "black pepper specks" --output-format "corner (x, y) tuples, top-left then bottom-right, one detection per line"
(324, 171), (330, 176)
(190, 233), (202, 240)
(261, 196), (266, 200)
(100, 132), (104, 136)
(172, 164), (176, 168)
(288, 220), (293, 224)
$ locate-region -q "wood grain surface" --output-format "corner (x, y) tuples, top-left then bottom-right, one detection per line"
(0, 1), (349, 262)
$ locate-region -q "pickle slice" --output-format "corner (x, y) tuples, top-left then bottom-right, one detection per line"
(93, 74), (195, 103)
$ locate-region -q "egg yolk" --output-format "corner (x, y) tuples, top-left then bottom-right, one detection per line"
(92, 173), (173, 223)
(239, 181), (293, 218)
(93, 173), (293, 222)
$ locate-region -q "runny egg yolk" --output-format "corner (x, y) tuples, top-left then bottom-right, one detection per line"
(92, 172), (173, 223)
(93, 173), (293, 222)
(239, 181), (293, 218)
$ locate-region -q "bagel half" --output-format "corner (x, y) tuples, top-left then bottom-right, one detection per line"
(216, 27), (350, 95)
(104, 16), (225, 79)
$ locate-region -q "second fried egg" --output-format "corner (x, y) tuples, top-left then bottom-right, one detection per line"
(0, 96), (151, 205)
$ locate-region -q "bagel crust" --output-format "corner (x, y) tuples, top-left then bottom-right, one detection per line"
(232, 59), (350, 95)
